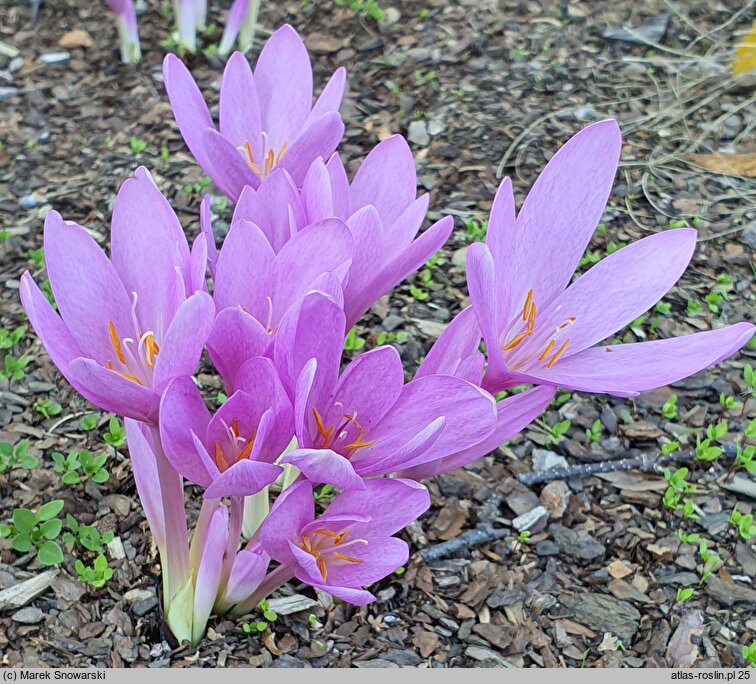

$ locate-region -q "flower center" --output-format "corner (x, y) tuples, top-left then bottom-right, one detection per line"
(300, 528), (366, 582)
(212, 418), (256, 473)
(500, 288), (576, 371)
(311, 408), (375, 459)
(106, 320), (159, 386)
(242, 141), (287, 178)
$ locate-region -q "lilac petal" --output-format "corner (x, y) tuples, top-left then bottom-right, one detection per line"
(326, 153), (350, 219)
(258, 480), (314, 565)
(415, 305), (483, 382)
(207, 307), (271, 391)
(279, 112), (345, 186)
(43, 211), (133, 365)
(153, 291), (215, 393)
(19, 272), (84, 379)
(219, 51), (262, 154)
(254, 24), (312, 147)
(323, 536), (409, 588)
(307, 67), (347, 126)
(110, 170), (189, 331)
(538, 230), (697, 355)
(329, 346), (404, 429)
(307, 272), (345, 308)
(311, 583), (375, 605)
(67, 358), (157, 422)
(159, 376), (213, 487)
(200, 195), (218, 279)
(218, 3), (247, 56)
(401, 385), (554, 479)
(234, 357), (294, 461)
(384, 194), (429, 251)
(350, 136), (417, 227)
(270, 218), (353, 326)
(281, 449), (365, 491)
(344, 215), (452, 328)
(274, 292), (344, 408)
(525, 322), (755, 397)
(302, 158), (334, 223)
(289, 541), (324, 583)
(204, 460), (282, 499)
(369, 375), (497, 470)
(162, 54), (216, 175)
(325, 478), (430, 538)
(250, 169), (305, 252)
(485, 177), (516, 320)
(511, 119), (622, 309)
(466, 242), (508, 384)
(125, 419), (165, 547)
(193, 504), (228, 634)
(224, 547), (270, 605)
(201, 128), (260, 202)
(213, 219), (274, 315)
(345, 206), (388, 298)
(354, 416), (445, 477)
(192, 431), (220, 480)
(189, 233), (208, 294)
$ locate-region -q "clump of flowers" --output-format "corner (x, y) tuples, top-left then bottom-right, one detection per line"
(18, 26), (754, 646)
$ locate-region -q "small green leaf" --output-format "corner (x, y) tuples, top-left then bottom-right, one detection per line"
(37, 541), (63, 566)
(12, 533), (33, 553)
(92, 469), (109, 484)
(12, 508), (37, 533)
(37, 500), (64, 521)
(39, 519), (62, 540)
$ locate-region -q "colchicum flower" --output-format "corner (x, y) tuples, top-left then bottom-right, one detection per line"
(20, 167), (213, 423)
(218, 0), (261, 56)
(229, 135), (453, 327)
(163, 24), (346, 201)
(104, 0), (141, 64)
(272, 292), (499, 486)
(258, 478), (430, 604)
(159, 357), (291, 499)
(466, 120), (755, 397)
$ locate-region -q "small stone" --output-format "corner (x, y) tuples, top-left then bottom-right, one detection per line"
(379, 7), (401, 26)
(540, 481), (570, 518)
(603, 13), (669, 45)
(41, 51), (71, 65)
(608, 560), (633, 579)
(742, 222), (756, 250)
(0, 87), (17, 101)
(535, 540), (560, 556)
(266, 594), (317, 616)
(132, 596), (158, 617)
(550, 524), (605, 562)
(513, 505), (548, 532)
(0, 42), (20, 59)
(407, 120), (430, 146)
(558, 593), (640, 643)
(413, 319), (446, 339)
(58, 29), (93, 49)
(19, 195), (41, 210)
(12, 606), (44, 624)
(427, 118), (445, 136)
(532, 449), (568, 472)
(382, 314), (404, 332)
(465, 646), (515, 667)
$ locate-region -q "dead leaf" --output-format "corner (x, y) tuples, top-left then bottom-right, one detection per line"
(666, 611), (703, 667)
(686, 152), (756, 178)
(263, 630), (281, 656)
(733, 21), (756, 77)
(598, 632), (618, 652)
(58, 29), (93, 49)
(597, 472), (667, 492)
(412, 631), (440, 658)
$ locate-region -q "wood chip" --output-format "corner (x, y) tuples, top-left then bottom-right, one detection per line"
(0, 569), (58, 611)
(607, 560), (633, 579)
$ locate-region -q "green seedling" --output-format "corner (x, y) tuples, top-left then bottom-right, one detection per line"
(2, 354), (29, 382)
(661, 395), (678, 420)
(687, 299), (702, 314)
(682, 499), (699, 520)
(75, 554), (113, 588)
(0, 500), (64, 566)
(730, 508), (756, 542)
(677, 530), (700, 545)
(80, 415), (98, 432)
(735, 446), (756, 474)
(676, 587), (694, 603)
(52, 449), (109, 485)
(465, 218), (488, 242)
(585, 419), (602, 443)
(655, 301), (672, 316)
(0, 326), (26, 349)
(695, 435), (722, 463)
(129, 137), (146, 154)
(63, 515), (114, 553)
(0, 439), (38, 472)
(313, 484), (335, 502)
(743, 642), (756, 668)
(548, 419), (571, 445)
(29, 247), (44, 269)
(697, 539), (720, 584)
(661, 440), (679, 456)
(375, 331), (407, 346)
(663, 467), (695, 511)
(344, 326), (366, 352)
(103, 417), (126, 448)
(719, 393), (740, 411)
(578, 251), (600, 269)
(409, 285), (428, 301)
(34, 399), (62, 420)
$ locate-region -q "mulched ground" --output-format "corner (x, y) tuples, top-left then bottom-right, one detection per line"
(0, 0), (755, 668)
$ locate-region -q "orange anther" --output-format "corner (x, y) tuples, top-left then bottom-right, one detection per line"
(333, 553), (363, 564)
(244, 141), (262, 174)
(342, 429), (375, 454)
(236, 438), (255, 463)
(108, 321), (126, 365)
(312, 408), (334, 448)
(145, 334), (160, 368)
(527, 300), (537, 332)
(213, 443), (231, 472)
(546, 338), (571, 368)
(314, 529), (341, 540)
(276, 142), (288, 164)
(501, 330), (531, 351)
(537, 339), (555, 361)
(106, 360), (143, 385)
(522, 289), (534, 321)
(316, 556), (328, 582)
